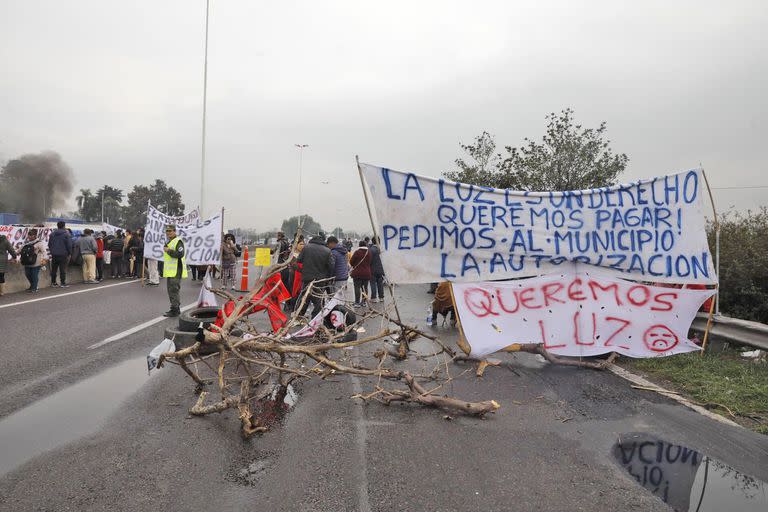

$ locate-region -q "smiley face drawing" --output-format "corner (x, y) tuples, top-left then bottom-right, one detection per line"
(643, 325), (679, 352)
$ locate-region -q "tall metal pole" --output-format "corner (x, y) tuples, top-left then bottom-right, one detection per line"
(101, 190), (104, 223)
(200, 0), (210, 216)
(295, 143), (308, 224)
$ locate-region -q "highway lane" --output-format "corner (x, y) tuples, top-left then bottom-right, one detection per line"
(0, 284), (766, 511)
(0, 278), (200, 418)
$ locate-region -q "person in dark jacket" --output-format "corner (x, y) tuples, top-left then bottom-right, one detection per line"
(368, 236), (385, 303)
(350, 241), (372, 307)
(48, 221), (72, 287)
(108, 231), (125, 278)
(327, 236), (349, 294)
(296, 232), (334, 316)
(127, 229), (144, 278)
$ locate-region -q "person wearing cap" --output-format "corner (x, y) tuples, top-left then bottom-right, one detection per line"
(162, 224), (187, 317)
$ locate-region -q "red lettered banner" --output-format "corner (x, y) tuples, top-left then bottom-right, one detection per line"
(452, 265), (714, 358)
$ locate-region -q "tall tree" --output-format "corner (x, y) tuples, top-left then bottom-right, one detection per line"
(76, 188), (100, 221)
(123, 180), (186, 229)
(445, 109), (628, 191)
(280, 215), (323, 237)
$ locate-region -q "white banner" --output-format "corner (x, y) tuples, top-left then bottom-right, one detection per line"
(453, 265), (715, 358)
(1, 225), (54, 259)
(143, 205), (222, 265)
(359, 164), (716, 284)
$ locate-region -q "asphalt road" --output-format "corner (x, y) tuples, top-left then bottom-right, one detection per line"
(0, 280), (766, 511)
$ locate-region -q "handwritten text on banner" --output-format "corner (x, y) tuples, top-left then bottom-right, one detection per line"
(452, 266), (714, 358)
(143, 205), (222, 265)
(359, 164), (716, 284)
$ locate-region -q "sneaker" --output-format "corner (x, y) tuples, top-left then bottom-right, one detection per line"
(51, 283), (59, 287)
(163, 309), (181, 317)
(60, 284), (69, 288)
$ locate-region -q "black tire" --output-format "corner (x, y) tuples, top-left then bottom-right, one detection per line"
(164, 327), (218, 355)
(178, 306), (220, 332)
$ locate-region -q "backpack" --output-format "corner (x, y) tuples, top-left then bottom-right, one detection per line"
(20, 242), (37, 266)
(70, 241), (83, 266)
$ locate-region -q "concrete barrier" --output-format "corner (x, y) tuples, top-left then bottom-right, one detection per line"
(1, 261), (131, 294)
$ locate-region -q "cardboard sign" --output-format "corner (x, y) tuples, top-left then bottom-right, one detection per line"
(359, 164), (716, 284)
(453, 265), (714, 358)
(253, 247), (271, 267)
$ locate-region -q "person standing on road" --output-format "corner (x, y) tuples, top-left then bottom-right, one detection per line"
(221, 233), (241, 290)
(350, 240), (372, 308)
(95, 231), (105, 282)
(0, 233), (18, 296)
(162, 224), (187, 317)
(77, 229), (98, 283)
(108, 231), (125, 278)
(20, 229), (47, 293)
(48, 221), (72, 288)
(296, 232), (334, 317)
(128, 229), (144, 278)
(326, 236), (349, 295)
(275, 231), (291, 288)
(368, 236), (385, 303)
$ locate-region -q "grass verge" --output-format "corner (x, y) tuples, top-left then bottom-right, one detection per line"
(621, 350), (768, 435)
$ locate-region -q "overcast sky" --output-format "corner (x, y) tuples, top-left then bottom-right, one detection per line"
(1, 0), (766, 231)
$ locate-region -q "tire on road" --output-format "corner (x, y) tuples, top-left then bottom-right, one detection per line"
(163, 327), (219, 355)
(178, 306), (220, 332)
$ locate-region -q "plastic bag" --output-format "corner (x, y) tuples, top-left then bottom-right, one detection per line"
(147, 338), (176, 373)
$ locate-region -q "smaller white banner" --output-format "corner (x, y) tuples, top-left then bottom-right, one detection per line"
(453, 264), (714, 358)
(143, 205), (221, 265)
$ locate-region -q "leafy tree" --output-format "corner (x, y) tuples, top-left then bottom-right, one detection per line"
(708, 208), (768, 323)
(443, 131), (500, 189)
(76, 188), (100, 221)
(280, 215), (323, 237)
(445, 109), (628, 191)
(123, 179), (185, 229)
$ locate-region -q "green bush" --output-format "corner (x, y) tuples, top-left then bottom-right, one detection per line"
(708, 207), (768, 323)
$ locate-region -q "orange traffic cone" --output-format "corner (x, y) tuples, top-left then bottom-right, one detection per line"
(238, 246), (250, 292)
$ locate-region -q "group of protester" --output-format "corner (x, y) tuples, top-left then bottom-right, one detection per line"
(271, 231), (385, 317)
(0, 222), (146, 294)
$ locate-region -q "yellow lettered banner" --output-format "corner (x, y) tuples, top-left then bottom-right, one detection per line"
(254, 247), (271, 266)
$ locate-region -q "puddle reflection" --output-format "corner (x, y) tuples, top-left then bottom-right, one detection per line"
(0, 357), (150, 478)
(613, 433), (767, 511)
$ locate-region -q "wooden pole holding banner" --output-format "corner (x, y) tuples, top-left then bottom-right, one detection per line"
(700, 167), (719, 355)
(356, 155), (409, 357)
(219, 207), (225, 283)
(448, 283), (472, 356)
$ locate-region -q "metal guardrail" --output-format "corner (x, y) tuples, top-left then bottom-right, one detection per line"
(690, 313), (768, 351)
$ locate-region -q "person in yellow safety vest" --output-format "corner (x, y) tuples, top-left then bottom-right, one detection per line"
(162, 224), (187, 317)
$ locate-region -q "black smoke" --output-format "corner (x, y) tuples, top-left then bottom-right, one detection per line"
(0, 151), (74, 222)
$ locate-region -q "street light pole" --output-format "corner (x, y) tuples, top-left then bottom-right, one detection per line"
(101, 190), (104, 223)
(200, 0), (210, 216)
(294, 143), (309, 225)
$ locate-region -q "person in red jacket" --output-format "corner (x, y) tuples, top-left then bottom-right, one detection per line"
(349, 241), (372, 307)
(95, 232), (105, 282)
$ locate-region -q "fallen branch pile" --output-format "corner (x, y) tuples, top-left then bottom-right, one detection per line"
(157, 260), (499, 438)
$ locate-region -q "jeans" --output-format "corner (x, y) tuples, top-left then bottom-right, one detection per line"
(96, 257), (104, 281)
(370, 273), (385, 300)
(111, 255), (123, 277)
(24, 266), (41, 290)
(133, 254), (143, 277)
(50, 255), (68, 284)
(298, 280), (323, 317)
(353, 277), (369, 304)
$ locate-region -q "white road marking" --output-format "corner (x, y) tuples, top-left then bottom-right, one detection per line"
(350, 353), (372, 512)
(87, 303), (197, 350)
(0, 280), (139, 310)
